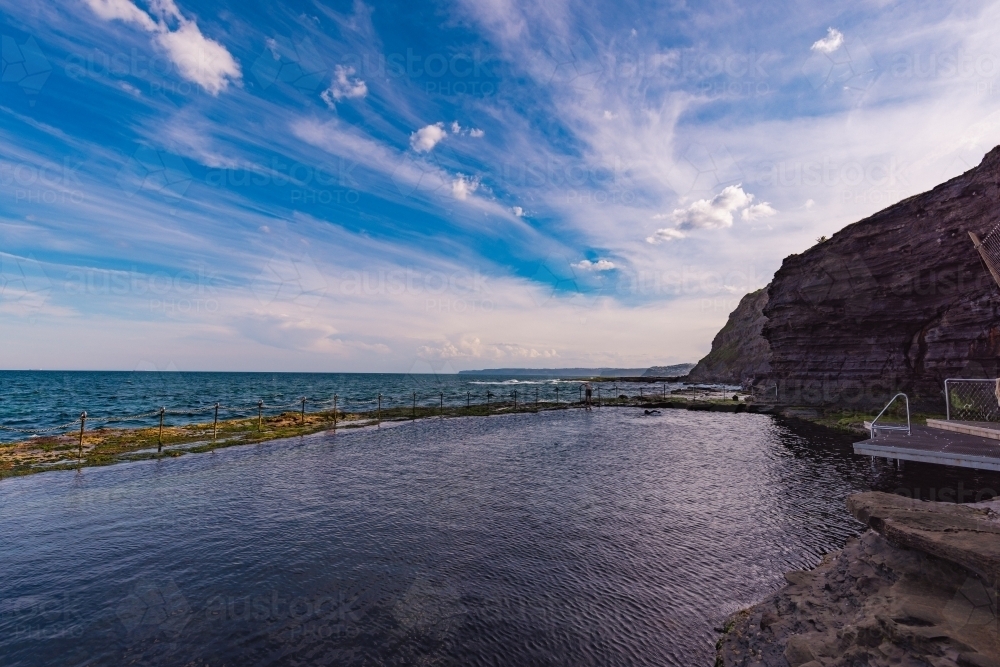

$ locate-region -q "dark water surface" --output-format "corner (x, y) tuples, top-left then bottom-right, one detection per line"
(2, 409), (998, 666)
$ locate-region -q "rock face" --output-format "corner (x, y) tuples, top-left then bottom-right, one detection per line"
(688, 288), (771, 385)
(716, 492), (1000, 667)
(762, 147), (1000, 411)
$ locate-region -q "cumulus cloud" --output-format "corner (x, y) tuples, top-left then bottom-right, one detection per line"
(320, 65), (367, 108)
(451, 174), (480, 200)
(811, 27), (844, 54)
(450, 121), (485, 137)
(741, 202), (777, 221)
(511, 206), (524, 217)
(84, 0), (241, 94)
(410, 122), (447, 152)
(671, 184), (753, 230)
(572, 259), (615, 271)
(155, 22), (242, 94)
(646, 185), (776, 243)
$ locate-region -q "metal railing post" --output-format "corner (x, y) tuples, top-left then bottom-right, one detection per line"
(158, 407), (165, 453)
(257, 400), (263, 432)
(413, 391), (416, 420)
(945, 379), (951, 421)
(301, 397), (307, 425)
(377, 394), (382, 423)
(333, 394), (338, 428)
(213, 402), (219, 441)
(78, 411), (87, 460)
(513, 389), (517, 411)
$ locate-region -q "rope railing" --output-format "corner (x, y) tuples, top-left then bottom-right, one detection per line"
(0, 382), (732, 447)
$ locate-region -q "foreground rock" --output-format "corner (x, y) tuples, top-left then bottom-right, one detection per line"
(716, 492), (999, 667)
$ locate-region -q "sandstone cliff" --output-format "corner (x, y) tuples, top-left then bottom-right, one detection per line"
(717, 492), (999, 667)
(760, 146), (1000, 410)
(688, 288), (771, 384)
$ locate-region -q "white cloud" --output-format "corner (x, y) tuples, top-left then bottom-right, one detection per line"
(671, 184), (753, 230)
(572, 259), (615, 271)
(84, 0), (157, 29)
(84, 0), (241, 95)
(450, 122), (485, 137)
(155, 22), (242, 95)
(647, 185), (776, 242)
(511, 206), (524, 217)
(321, 65), (367, 108)
(118, 81), (141, 96)
(603, 110), (617, 120)
(645, 228), (686, 243)
(451, 174), (480, 200)
(418, 337), (558, 360)
(410, 122), (447, 152)
(811, 27), (844, 54)
(741, 202), (777, 221)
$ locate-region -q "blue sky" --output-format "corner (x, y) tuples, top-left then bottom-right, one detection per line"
(1, 0), (999, 372)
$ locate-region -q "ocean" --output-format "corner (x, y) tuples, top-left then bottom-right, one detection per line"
(0, 371), (707, 442)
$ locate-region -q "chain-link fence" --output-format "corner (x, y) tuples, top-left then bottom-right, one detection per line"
(944, 379), (1000, 422)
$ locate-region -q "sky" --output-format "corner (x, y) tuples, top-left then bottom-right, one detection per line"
(1, 0), (999, 373)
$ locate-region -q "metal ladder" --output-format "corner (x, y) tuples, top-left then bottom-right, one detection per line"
(869, 393), (910, 439)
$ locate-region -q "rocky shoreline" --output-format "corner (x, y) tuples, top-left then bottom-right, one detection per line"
(716, 492), (999, 667)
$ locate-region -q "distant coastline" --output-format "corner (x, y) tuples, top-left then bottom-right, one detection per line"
(458, 363), (695, 378)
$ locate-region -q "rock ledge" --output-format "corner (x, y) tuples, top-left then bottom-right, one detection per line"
(716, 492), (999, 667)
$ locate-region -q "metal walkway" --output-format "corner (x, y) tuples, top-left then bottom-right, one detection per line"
(853, 424), (1000, 472)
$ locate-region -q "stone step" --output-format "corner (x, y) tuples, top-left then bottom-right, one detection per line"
(926, 418), (1000, 441)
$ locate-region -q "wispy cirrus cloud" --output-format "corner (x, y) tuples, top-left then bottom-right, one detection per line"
(5, 0), (1000, 371)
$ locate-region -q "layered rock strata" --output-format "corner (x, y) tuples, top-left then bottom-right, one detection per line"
(761, 148), (1000, 411)
(688, 289), (771, 385)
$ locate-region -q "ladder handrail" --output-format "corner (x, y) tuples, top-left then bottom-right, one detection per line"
(870, 393), (910, 438)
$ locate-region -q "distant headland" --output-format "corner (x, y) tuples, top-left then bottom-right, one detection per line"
(458, 363), (696, 378)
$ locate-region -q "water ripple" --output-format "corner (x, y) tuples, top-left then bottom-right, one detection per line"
(1, 409), (999, 666)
